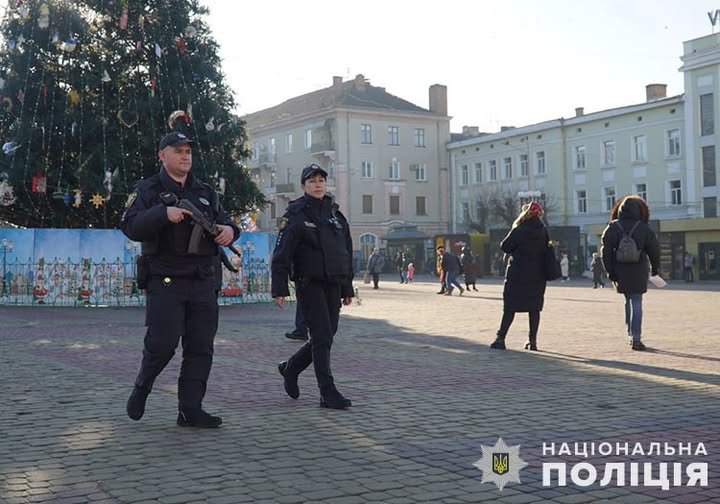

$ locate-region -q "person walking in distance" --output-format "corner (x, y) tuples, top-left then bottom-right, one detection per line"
(366, 247), (384, 289)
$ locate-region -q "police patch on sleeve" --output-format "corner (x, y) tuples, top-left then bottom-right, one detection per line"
(278, 217), (288, 231)
(125, 192), (138, 208)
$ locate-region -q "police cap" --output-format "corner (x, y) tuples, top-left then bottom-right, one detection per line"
(300, 164), (328, 184)
(158, 132), (194, 150)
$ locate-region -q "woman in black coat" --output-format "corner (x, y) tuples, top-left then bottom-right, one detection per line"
(600, 196), (660, 351)
(460, 246), (478, 291)
(490, 202), (548, 351)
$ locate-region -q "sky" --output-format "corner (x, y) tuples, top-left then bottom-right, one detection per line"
(205, 0), (720, 134)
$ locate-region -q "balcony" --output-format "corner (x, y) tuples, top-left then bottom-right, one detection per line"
(257, 152), (277, 166)
(275, 183), (295, 195)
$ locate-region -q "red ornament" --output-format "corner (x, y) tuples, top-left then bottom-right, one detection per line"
(32, 173), (47, 193)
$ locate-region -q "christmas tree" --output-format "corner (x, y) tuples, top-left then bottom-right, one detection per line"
(0, 0), (266, 228)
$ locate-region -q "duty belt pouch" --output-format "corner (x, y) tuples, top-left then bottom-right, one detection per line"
(136, 255), (150, 289)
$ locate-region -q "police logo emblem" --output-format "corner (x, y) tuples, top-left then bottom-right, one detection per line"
(278, 217), (288, 231)
(199, 197), (210, 206)
(125, 192), (138, 208)
(473, 438), (528, 491)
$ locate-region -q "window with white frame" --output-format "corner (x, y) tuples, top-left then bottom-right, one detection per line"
(474, 162), (483, 183)
(285, 134), (293, 154)
(503, 157), (513, 179)
(361, 161), (374, 179)
(387, 126), (399, 145)
(389, 158), (400, 180)
(361, 124), (373, 144)
(536, 151), (546, 174)
(667, 128), (681, 157)
(575, 145), (586, 169)
(602, 140), (615, 166)
(489, 160), (497, 181)
(460, 165), (469, 185)
(415, 163), (427, 181)
(520, 154), (528, 177)
(632, 135), (647, 162)
(700, 93), (714, 136)
(362, 195), (373, 214)
(669, 180), (682, 205)
(604, 187), (616, 212)
(635, 183), (647, 201)
(414, 128), (425, 147)
(461, 202), (470, 223)
(304, 129), (312, 150)
(576, 190), (587, 214)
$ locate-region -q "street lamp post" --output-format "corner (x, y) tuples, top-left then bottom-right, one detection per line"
(1, 238), (14, 296)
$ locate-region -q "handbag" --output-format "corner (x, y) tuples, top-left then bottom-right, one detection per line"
(363, 271), (371, 284)
(544, 238), (562, 281)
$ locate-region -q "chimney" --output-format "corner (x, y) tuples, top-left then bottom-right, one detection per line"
(575, 107), (584, 117)
(646, 83), (667, 102)
(354, 74), (366, 92)
(462, 126), (479, 137)
(429, 84), (447, 116)
(333, 76), (342, 87)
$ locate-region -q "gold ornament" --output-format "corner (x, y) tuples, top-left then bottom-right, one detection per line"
(90, 193), (104, 208)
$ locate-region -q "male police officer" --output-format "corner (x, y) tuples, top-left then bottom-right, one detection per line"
(121, 132), (239, 427)
(272, 164), (354, 409)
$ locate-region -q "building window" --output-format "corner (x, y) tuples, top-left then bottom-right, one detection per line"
(460, 164), (469, 186)
(362, 195), (373, 214)
(270, 202), (276, 219)
(389, 194), (400, 215)
(474, 162), (483, 183)
(414, 128), (425, 147)
(304, 129), (312, 150)
(575, 145), (586, 170)
(702, 145), (717, 187)
(361, 124), (373, 144)
(635, 183), (647, 202)
(389, 158), (400, 180)
(576, 190), (587, 214)
(704, 197), (718, 218)
(359, 233), (377, 261)
(387, 126), (399, 145)
(412, 163), (427, 181)
(503, 157), (513, 179)
(670, 180), (682, 205)
(632, 135), (647, 162)
(604, 187), (616, 212)
(416, 196), (427, 216)
(461, 202), (470, 223)
(536, 151), (546, 175)
(269, 137), (276, 156)
(361, 161), (374, 179)
(602, 140), (615, 166)
(285, 134), (293, 154)
(489, 160), (497, 181)
(700, 93), (714, 136)
(667, 128), (681, 157)
(520, 154), (528, 177)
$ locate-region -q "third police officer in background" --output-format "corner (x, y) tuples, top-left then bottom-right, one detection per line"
(272, 164), (355, 409)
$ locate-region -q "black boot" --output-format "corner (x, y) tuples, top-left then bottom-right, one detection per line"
(177, 409), (222, 428)
(278, 361), (299, 399)
(490, 333), (506, 350)
(126, 386), (150, 421)
(320, 388), (352, 409)
(524, 338), (538, 351)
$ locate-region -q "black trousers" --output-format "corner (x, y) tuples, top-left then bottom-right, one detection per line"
(371, 272), (380, 288)
(285, 279), (341, 394)
(294, 281), (308, 334)
(134, 276), (218, 412)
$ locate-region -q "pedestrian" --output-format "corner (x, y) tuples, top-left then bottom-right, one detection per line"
(285, 281), (309, 341)
(683, 251), (694, 282)
(406, 262), (415, 283)
(121, 132), (239, 428)
(437, 245), (464, 296)
(560, 252), (570, 282)
(461, 245), (478, 291)
(366, 247), (384, 289)
(490, 201), (548, 351)
(601, 195), (661, 351)
(436, 250), (446, 294)
(272, 164), (354, 409)
(590, 252), (606, 288)
(395, 250), (407, 283)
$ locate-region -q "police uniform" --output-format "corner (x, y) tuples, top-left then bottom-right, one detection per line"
(121, 133), (239, 427)
(272, 167), (354, 409)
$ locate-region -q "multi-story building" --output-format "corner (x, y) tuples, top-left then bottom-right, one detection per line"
(243, 74), (450, 271)
(447, 32), (720, 280)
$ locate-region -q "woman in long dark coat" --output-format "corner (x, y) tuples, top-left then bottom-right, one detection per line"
(460, 246), (478, 291)
(490, 202), (548, 351)
(600, 195), (660, 351)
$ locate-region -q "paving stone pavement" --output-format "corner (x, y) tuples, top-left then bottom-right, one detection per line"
(1, 277), (718, 504)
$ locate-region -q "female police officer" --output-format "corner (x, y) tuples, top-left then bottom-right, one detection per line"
(272, 164), (354, 409)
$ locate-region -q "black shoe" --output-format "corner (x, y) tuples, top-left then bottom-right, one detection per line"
(436, 291), (445, 295)
(126, 386), (149, 421)
(278, 361), (299, 399)
(631, 341), (646, 351)
(473, 287), (479, 291)
(490, 339), (506, 350)
(524, 340), (538, 351)
(177, 409), (222, 428)
(285, 331), (309, 341)
(320, 390), (352, 409)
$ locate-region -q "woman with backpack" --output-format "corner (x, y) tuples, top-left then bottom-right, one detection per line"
(600, 195), (661, 351)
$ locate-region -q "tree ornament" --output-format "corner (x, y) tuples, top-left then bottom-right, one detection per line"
(154, 43), (162, 58)
(7, 39), (16, 51)
(61, 39), (77, 52)
(51, 31), (59, 44)
(71, 122), (78, 136)
(32, 173), (47, 193)
(149, 78), (156, 97)
(0, 78), (5, 90)
(73, 189), (82, 208)
(205, 116), (215, 131)
(218, 177), (226, 195)
(119, 9), (128, 30)
(138, 15), (144, 30)
(16, 89), (24, 103)
(2, 97), (13, 113)
(184, 25), (197, 38)
(67, 89), (80, 107)
(175, 37), (187, 54)
(2, 142), (19, 155)
(101, 70), (111, 82)
(135, 41), (142, 52)
(63, 191), (71, 205)
(16, 34), (25, 51)
(168, 110), (189, 128)
(117, 109), (138, 128)
(37, 3), (49, 29)
(52, 190), (64, 200)
(90, 193), (104, 208)
(17, 5), (29, 19)
(186, 102), (193, 121)
(0, 180), (16, 206)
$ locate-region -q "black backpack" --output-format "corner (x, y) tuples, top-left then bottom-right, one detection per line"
(614, 221), (641, 264)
